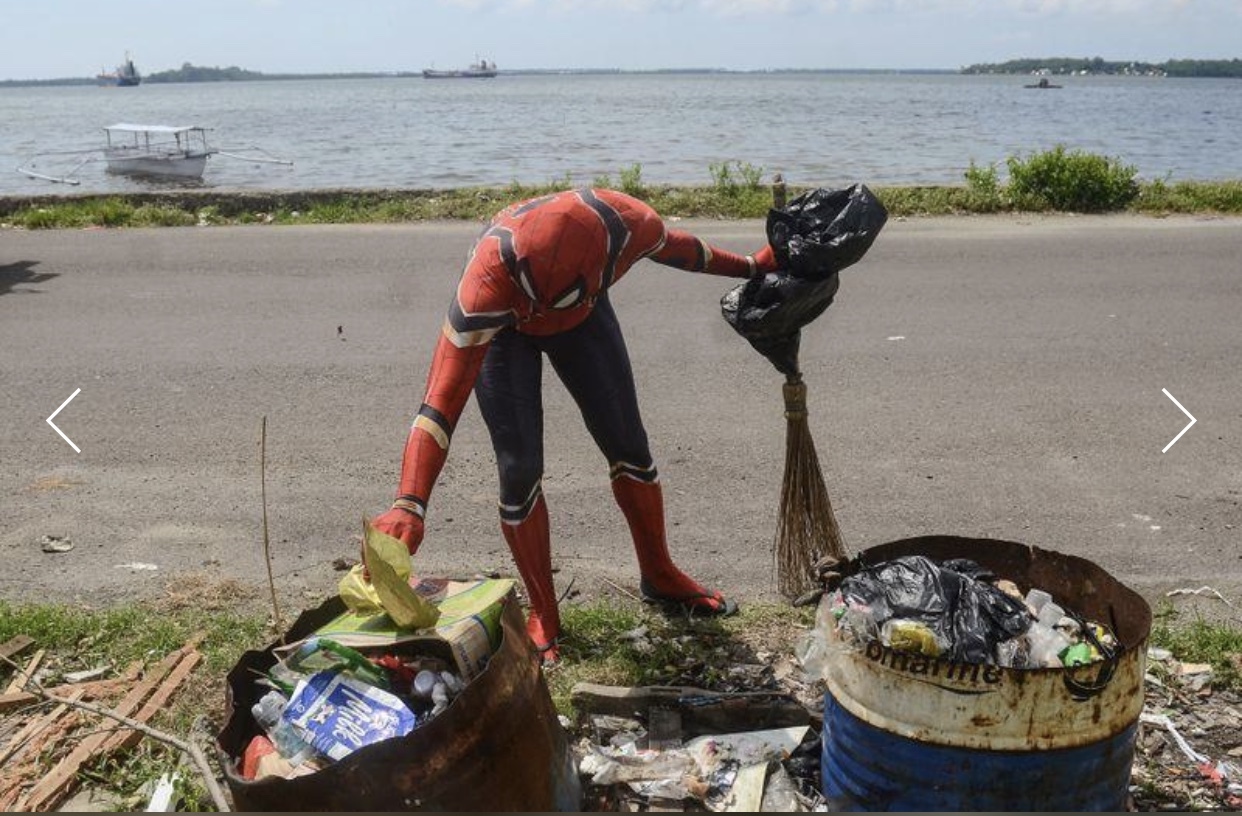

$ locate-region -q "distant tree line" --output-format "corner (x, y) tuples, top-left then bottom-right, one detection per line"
(144, 63), (397, 83)
(145, 63), (268, 83)
(962, 57), (1242, 78)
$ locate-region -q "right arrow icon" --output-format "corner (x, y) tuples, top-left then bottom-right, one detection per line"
(1162, 388), (1197, 453)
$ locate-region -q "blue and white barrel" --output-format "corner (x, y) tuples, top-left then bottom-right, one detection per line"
(818, 535), (1151, 812)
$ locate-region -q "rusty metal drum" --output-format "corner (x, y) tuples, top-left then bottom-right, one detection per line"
(216, 591), (581, 812)
(819, 535), (1151, 812)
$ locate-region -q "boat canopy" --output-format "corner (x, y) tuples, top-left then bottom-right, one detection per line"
(105, 124), (206, 135)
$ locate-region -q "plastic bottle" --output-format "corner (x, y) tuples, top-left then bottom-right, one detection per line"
(286, 637), (389, 689)
(250, 690), (317, 766)
(1037, 602), (1065, 630)
(1026, 623), (1073, 668)
(1024, 588), (1052, 616)
(412, 669), (438, 699)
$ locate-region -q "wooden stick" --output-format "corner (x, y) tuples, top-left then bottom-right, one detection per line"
(260, 415), (285, 638)
(0, 661), (142, 715)
(602, 577), (642, 603)
(3, 649), (45, 695)
(772, 173), (787, 210)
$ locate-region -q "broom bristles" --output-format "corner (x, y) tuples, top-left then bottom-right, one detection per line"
(776, 378), (846, 598)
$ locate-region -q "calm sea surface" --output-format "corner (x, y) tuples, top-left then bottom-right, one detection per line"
(1, 73), (1239, 196)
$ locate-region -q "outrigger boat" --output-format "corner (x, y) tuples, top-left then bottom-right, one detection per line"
(103, 124), (213, 178)
(17, 124), (292, 185)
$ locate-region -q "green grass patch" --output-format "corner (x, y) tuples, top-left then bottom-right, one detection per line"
(3, 153), (1241, 230)
(547, 600), (814, 717)
(1149, 601), (1242, 688)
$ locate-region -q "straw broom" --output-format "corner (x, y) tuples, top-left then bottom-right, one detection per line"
(776, 372), (846, 599)
(769, 176), (848, 599)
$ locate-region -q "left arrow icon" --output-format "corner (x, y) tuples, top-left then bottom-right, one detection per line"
(47, 388), (82, 453)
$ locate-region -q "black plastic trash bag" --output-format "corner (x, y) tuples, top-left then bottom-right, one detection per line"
(721, 184), (888, 375)
(768, 184), (889, 281)
(838, 555), (1032, 664)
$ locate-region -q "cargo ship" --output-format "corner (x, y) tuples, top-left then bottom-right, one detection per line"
(97, 53), (141, 87)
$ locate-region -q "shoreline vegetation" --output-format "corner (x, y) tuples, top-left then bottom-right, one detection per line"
(2, 57), (1240, 86)
(3, 150), (1242, 229)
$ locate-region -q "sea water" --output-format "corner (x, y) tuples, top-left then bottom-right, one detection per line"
(1, 72), (1239, 196)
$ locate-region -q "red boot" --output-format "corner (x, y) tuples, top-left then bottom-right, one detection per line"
(611, 476), (737, 616)
(500, 493), (561, 663)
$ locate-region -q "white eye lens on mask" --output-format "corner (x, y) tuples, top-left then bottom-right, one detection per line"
(549, 277), (587, 310)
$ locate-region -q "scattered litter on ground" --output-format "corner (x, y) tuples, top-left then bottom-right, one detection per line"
(38, 535), (73, 554)
(114, 563), (159, 572)
(1134, 648), (1242, 811)
(1166, 586), (1235, 607)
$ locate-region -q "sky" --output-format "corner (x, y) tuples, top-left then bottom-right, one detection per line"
(2, 0), (1239, 80)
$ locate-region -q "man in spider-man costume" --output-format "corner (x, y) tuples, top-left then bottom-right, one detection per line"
(372, 188), (777, 662)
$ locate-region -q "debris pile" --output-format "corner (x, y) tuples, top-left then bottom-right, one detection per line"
(1133, 647), (1242, 810)
(571, 682), (823, 812)
(0, 633), (201, 811)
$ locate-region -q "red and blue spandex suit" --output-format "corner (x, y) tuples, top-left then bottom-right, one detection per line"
(372, 188), (776, 659)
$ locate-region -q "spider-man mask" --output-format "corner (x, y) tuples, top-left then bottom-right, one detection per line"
(509, 197), (609, 311)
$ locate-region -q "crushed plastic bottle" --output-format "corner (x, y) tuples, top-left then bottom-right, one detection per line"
(251, 690), (317, 766)
(286, 637), (390, 689)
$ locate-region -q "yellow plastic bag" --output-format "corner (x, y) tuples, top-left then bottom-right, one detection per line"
(345, 519), (440, 630)
(338, 564), (384, 615)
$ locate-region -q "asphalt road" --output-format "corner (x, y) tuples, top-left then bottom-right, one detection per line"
(3, 215), (1240, 618)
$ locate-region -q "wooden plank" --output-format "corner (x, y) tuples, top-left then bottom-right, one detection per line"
(571, 683), (811, 738)
(23, 646), (186, 812)
(98, 649), (202, 755)
(0, 636), (34, 662)
(0, 661), (143, 715)
(0, 689), (84, 766)
(1, 705), (83, 812)
(3, 649), (45, 695)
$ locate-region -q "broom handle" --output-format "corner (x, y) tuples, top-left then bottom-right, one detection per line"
(772, 173), (787, 210)
(783, 374), (806, 420)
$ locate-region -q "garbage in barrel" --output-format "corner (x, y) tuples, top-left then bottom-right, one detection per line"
(215, 577), (582, 811)
(800, 535), (1151, 812)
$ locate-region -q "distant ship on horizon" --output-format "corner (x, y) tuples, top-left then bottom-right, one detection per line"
(97, 53), (141, 87)
(422, 58), (498, 79)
